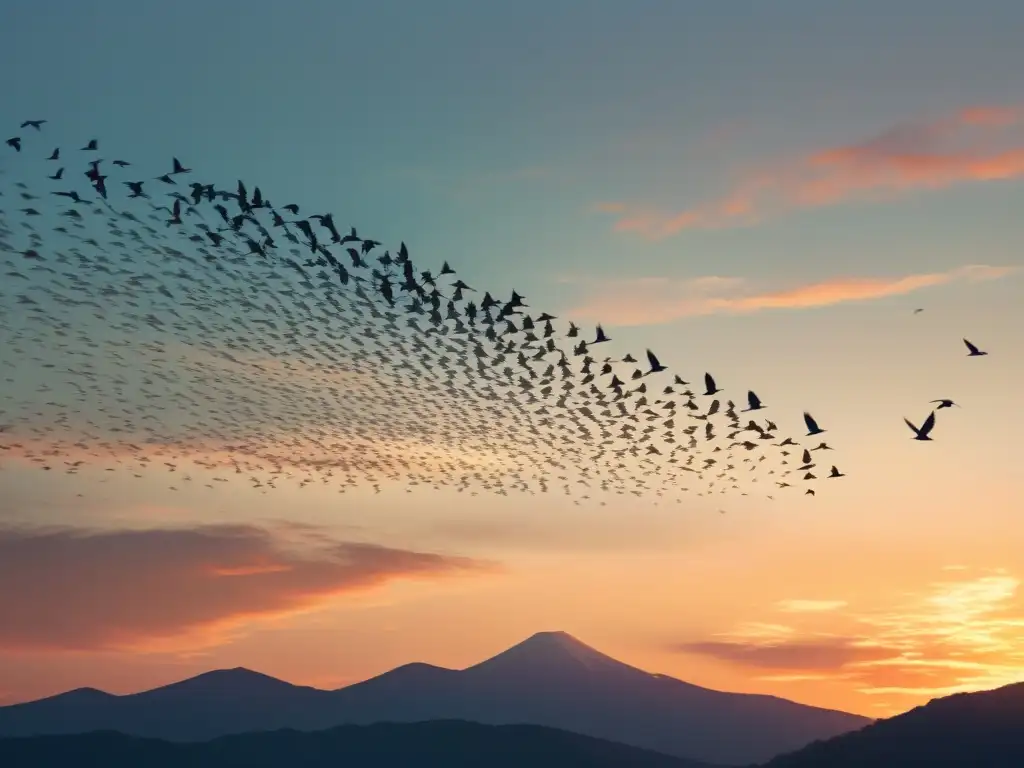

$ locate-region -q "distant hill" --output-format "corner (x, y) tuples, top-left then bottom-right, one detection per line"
(762, 680), (1024, 767)
(0, 720), (712, 768)
(0, 631), (870, 766)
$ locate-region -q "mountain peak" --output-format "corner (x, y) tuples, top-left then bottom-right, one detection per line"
(136, 667), (297, 699)
(466, 631), (645, 677)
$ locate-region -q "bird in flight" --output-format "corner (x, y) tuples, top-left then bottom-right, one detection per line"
(930, 399), (959, 409)
(904, 411), (937, 441)
(963, 338), (987, 357)
(803, 412), (825, 436)
(742, 391), (764, 412)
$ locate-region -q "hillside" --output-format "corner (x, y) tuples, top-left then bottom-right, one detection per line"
(0, 720), (713, 768)
(762, 680), (1024, 767)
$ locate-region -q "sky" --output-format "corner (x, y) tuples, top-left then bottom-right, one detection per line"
(1, 0), (1024, 719)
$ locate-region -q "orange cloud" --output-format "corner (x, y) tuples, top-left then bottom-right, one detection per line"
(565, 264), (1015, 326)
(0, 523), (493, 654)
(675, 638), (897, 671)
(601, 104), (1024, 238)
(674, 569), (1024, 714)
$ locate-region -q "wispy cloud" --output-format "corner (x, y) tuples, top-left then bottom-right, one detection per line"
(0, 523), (493, 654)
(600, 104), (1024, 238)
(777, 599), (849, 613)
(564, 264), (1014, 326)
(674, 569), (1024, 710)
(676, 637), (896, 671)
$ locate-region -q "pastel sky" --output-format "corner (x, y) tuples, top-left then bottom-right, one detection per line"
(1, 0), (1024, 719)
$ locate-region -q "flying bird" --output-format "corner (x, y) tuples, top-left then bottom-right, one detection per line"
(742, 391), (764, 411)
(904, 411), (937, 441)
(963, 338), (987, 357)
(803, 412), (825, 436)
(703, 373), (721, 396)
(645, 349), (667, 375)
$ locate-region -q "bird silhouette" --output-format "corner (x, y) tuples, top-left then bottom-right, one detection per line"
(904, 411), (937, 441)
(803, 412), (825, 436)
(963, 338), (987, 357)
(742, 391), (764, 411)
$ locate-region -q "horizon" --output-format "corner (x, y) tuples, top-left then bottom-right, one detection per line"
(2, 0), (1024, 723)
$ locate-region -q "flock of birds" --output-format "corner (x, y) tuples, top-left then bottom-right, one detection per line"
(0, 120), (987, 505)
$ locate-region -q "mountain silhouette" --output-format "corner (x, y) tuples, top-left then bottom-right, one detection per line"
(0, 631), (870, 765)
(0, 720), (714, 768)
(761, 680), (1024, 767)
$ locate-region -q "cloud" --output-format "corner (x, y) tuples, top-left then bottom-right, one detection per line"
(600, 104), (1024, 238)
(777, 599), (848, 613)
(675, 638), (896, 671)
(0, 523), (493, 653)
(564, 264), (1014, 326)
(673, 570), (1024, 708)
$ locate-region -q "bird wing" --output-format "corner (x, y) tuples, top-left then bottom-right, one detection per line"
(963, 338), (979, 354)
(646, 349), (660, 369)
(748, 390), (760, 408)
(920, 410), (936, 436)
(704, 372), (715, 391)
(903, 417), (920, 435)
(804, 412), (818, 431)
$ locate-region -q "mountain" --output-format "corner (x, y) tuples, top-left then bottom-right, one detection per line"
(0, 720), (714, 768)
(761, 680), (1024, 767)
(0, 630), (870, 765)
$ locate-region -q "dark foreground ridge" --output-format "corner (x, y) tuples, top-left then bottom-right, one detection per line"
(762, 679), (1024, 767)
(0, 720), (712, 768)
(0, 631), (869, 765)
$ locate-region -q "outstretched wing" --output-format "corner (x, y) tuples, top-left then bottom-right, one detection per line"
(919, 410), (936, 437)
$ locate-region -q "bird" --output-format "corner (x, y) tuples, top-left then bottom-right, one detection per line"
(828, 465), (845, 478)
(20, 119), (46, 130)
(904, 411), (937, 441)
(703, 373), (721, 396)
(645, 349), (667, 375)
(742, 391), (764, 411)
(930, 399), (959, 409)
(803, 412), (825, 436)
(5, 137), (21, 152)
(963, 338), (987, 357)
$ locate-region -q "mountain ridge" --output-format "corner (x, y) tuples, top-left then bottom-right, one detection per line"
(0, 720), (716, 768)
(762, 679), (1024, 766)
(0, 630), (870, 766)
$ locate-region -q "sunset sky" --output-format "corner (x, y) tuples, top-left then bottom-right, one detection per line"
(1, 0), (1024, 719)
